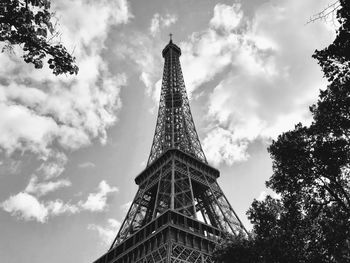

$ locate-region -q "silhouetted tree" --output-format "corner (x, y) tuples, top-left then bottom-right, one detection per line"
(0, 0), (78, 75)
(214, 1), (350, 262)
(213, 232), (257, 263)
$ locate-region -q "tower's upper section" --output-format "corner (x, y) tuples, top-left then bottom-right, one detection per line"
(162, 39), (181, 58)
(147, 38), (207, 166)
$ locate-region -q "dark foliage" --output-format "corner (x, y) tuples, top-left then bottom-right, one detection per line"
(0, 0), (78, 75)
(214, 1), (350, 262)
(213, 233), (257, 263)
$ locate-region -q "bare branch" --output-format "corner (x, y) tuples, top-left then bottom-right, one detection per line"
(307, 0), (341, 24)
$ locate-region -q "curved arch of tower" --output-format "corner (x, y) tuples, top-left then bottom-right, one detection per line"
(93, 39), (247, 263)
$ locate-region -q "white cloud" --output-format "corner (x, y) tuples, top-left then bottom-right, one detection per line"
(180, 11), (243, 95)
(203, 127), (249, 166)
(53, 0), (132, 51)
(210, 3), (243, 32)
(180, 1), (333, 166)
(47, 200), (79, 216)
(36, 152), (68, 179)
(0, 102), (58, 157)
(1, 180), (118, 222)
(88, 218), (121, 245)
(150, 13), (177, 36)
(25, 176), (71, 197)
(114, 12), (176, 102)
(1, 191), (79, 223)
(0, 0), (131, 178)
(114, 32), (163, 100)
(179, 4), (273, 96)
(1, 192), (48, 223)
(150, 14), (160, 36)
(110, 0), (133, 25)
(0, 0), (129, 224)
(79, 181), (118, 212)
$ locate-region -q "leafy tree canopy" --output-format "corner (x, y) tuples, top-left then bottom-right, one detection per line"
(0, 0), (78, 75)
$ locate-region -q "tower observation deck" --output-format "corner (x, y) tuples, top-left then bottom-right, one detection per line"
(93, 38), (247, 263)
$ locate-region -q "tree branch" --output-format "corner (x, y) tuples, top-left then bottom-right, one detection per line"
(307, 1), (341, 24)
(319, 176), (350, 213)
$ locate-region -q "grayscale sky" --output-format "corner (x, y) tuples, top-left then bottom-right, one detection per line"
(0, 0), (336, 262)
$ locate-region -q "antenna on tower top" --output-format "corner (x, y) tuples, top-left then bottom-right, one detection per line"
(169, 33), (173, 42)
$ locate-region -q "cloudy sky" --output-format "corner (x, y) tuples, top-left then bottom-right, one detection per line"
(0, 0), (337, 262)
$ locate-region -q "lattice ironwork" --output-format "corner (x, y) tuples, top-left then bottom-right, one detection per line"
(94, 39), (247, 263)
(111, 150), (247, 248)
(171, 243), (213, 263)
(136, 244), (168, 263)
(147, 39), (207, 166)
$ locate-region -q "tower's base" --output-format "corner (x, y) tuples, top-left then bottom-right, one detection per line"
(94, 210), (222, 263)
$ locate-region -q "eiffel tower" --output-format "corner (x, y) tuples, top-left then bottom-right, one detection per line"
(93, 36), (247, 263)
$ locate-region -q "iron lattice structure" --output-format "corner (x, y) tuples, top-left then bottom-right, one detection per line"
(93, 39), (247, 263)
(147, 40), (207, 166)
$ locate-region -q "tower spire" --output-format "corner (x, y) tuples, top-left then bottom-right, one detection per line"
(147, 39), (207, 166)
